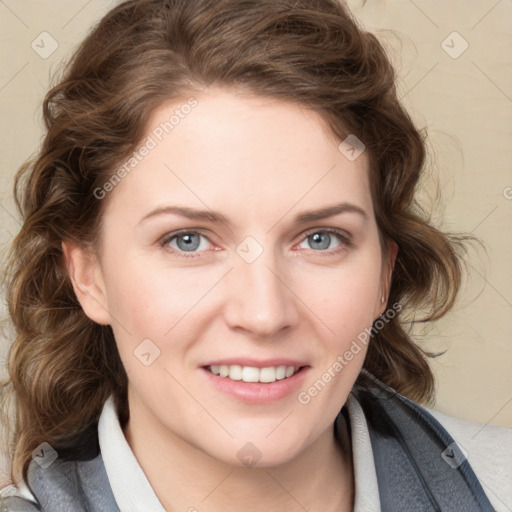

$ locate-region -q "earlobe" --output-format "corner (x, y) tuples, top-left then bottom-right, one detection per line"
(62, 240), (112, 325)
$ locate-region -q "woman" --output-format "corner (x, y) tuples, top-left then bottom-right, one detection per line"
(0, 0), (510, 510)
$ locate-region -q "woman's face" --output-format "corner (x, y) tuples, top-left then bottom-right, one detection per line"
(71, 88), (394, 467)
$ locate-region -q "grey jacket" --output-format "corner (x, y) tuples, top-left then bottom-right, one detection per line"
(0, 372), (499, 511)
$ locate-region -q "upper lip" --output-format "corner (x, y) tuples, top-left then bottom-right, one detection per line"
(200, 358), (309, 368)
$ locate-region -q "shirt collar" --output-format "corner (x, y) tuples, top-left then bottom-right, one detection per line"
(98, 396), (166, 511)
(344, 393), (381, 511)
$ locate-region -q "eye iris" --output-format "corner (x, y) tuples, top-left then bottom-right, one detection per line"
(309, 232), (331, 250)
(177, 233), (200, 251)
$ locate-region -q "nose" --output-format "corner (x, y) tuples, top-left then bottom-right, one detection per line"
(222, 250), (300, 338)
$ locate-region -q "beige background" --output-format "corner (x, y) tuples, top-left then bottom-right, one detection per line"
(0, 0), (511, 480)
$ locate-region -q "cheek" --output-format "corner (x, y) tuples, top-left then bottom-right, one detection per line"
(102, 257), (226, 377)
(294, 256), (382, 343)
(104, 267), (212, 388)
(103, 252), (214, 331)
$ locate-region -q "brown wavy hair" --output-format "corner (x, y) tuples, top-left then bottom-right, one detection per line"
(1, 0), (469, 484)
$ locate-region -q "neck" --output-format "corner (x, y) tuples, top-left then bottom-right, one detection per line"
(124, 401), (354, 512)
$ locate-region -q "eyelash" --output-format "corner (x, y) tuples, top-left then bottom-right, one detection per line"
(159, 228), (353, 258)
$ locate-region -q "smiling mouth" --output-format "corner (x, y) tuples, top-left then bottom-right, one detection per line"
(206, 364), (303, 384)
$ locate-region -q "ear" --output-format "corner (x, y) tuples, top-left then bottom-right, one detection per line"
(376, 240), (398, 317)
(62, 240), (112, 325)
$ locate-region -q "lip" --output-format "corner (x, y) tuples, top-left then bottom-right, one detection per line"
(200, 358), (309, 368)
(200, 365), (311, 405)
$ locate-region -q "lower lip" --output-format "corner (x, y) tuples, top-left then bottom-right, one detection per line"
(201, 367), (310, 404)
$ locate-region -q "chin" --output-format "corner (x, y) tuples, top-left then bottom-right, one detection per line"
(199, 429), (313, 470)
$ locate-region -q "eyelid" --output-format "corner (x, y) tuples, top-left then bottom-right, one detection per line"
(294, 227), (354, 251)
(300, 227), (352, 242)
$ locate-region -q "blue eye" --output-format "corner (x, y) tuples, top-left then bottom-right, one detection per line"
(298, 230), (348, 251)
(164, 232), (212, 253)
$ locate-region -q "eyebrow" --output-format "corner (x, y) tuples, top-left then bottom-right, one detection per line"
(139, 206), (230, 226)
(138, 202), (369, 226)
(293, 202), (369, 224)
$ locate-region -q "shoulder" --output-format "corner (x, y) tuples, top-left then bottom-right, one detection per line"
(352, 372), (510, 511)
(0, 451), (118, 512)
(425, 406), (512, 511)
(0, 498), (40, 511)
(0, 485), (40, 511)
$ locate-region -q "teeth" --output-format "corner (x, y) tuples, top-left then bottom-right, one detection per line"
(229, 365), (242, 380)
(259, 367), (276, 383)
(275, 365), (286, 380)
(208, 364), (299, 383)
(242, 366), (260, 382)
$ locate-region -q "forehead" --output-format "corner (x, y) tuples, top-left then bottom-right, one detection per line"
(103, 88), (373, 225)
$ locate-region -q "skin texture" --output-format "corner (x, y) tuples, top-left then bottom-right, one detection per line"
(65, 87), (396, 511)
